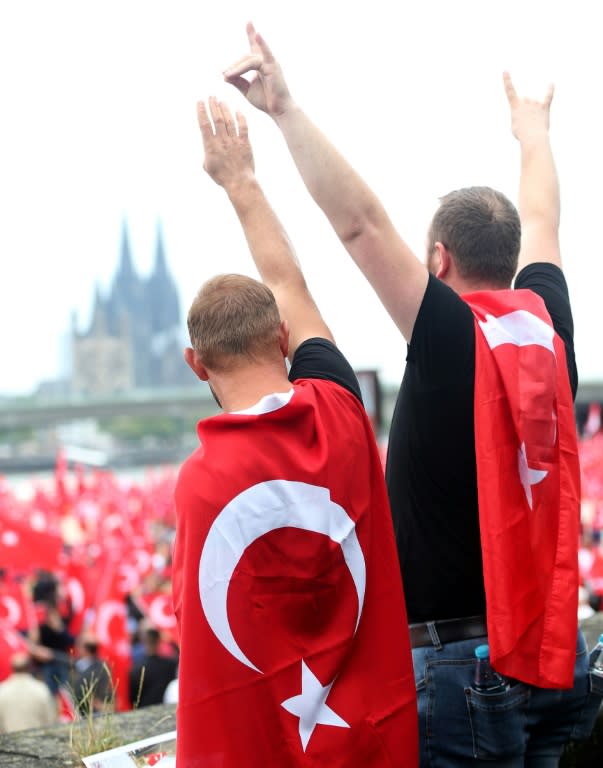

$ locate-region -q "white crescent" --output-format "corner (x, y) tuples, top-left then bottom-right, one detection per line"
(95, 599), (126, 646)
(149, 595), (177, 629)
(0, 596), (21, 628)
(66, 577), (85, 615)
(199, 480), (366, 674)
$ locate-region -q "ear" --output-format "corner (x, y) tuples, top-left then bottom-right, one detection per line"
(184, 347), (209, 381)
(434, 242), (451, 280)
(278, 319), (290, 359)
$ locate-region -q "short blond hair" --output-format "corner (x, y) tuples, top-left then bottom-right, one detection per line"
(187, 274), (281, 370)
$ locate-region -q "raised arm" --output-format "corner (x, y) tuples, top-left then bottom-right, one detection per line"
(198, 97), (333, 359)
(224, 23), (428, 343)
(503, 72), (561, 273)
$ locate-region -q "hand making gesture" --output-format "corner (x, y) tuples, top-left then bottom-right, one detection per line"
(197, 97), (255, 189)
(503, 71), (554, 145)
(223, 22), (293, 118)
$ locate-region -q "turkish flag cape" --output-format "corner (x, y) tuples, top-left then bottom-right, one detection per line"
(173, 379), (417, 767)
(465, 288), (580, 688)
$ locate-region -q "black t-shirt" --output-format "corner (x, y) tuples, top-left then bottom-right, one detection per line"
(288, 337), (362, 402)
(386, 263), (577, 623)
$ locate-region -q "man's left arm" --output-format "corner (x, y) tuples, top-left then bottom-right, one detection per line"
(198, 98), (332, 361)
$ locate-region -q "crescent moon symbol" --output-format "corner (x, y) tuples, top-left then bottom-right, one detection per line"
(199, 480), (366, 674)
(0, 596), (21, 628)
(96, 599), (125, 646)
(149, 595), (177, 629)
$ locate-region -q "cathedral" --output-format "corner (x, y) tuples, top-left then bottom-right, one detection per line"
(71, 222), (194, 395)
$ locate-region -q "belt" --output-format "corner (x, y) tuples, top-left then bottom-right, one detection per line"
(409, 614), (487, 649)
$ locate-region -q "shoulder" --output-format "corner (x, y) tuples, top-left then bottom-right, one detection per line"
(289, 338), (362, 402)
(514, 262), (577, 396)
(408, 274), (475, 373)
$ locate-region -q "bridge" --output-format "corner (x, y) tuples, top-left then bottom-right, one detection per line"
(1, 380), (602, 432)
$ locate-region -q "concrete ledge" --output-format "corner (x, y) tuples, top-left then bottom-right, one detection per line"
(0, 704), (176, 767)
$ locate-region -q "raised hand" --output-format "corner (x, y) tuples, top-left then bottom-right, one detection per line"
(503, 71), (554, 144)
(197, 97), (255, 189)
(223, 22), (293, 118)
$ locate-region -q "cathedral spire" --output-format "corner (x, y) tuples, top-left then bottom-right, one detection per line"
(118, 219), (135, 280)
(90, 282), (107, 336)
(152, 220), (167, 277)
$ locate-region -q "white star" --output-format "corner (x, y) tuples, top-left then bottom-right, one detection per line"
(1, 530), (19, 547)
(518, 442), (548, 510)
(281, 660), (349, 751)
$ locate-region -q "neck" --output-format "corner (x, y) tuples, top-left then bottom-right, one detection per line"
(210, 359), (292, 413)
(446, 275), (510, 295)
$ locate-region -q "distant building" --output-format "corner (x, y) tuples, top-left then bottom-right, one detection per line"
(71, 222), (194, 396)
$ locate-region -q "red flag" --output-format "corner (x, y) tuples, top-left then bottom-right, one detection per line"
(90, 558), (131, 711)
(0, 620), (30, 681)
(135, 592), (178, 645)
(0, 579), (36, 633)
(173, 380), (417, 767)
(465, 288), (580, 688)
(0, 516), (63, 571)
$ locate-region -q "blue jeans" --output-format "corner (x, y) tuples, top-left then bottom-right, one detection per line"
(412, 629), (603, 767)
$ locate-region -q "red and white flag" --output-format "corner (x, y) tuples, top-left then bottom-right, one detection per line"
(90, 557), (131, 711)
(135, 592), (178, 645)
(0, 620), (30, 682)
(465, 288), (580, 688)
(0, 516), (63, 571)
(173, 379), (417, 767)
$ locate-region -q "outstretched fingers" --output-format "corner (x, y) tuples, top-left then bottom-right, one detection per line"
(197, 100), (214, 139)
(543, 82), (555, 109)
(503, 71), (517, 106)
(236, 111), (249, 139)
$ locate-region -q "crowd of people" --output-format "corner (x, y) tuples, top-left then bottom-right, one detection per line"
(0, 459), (180, 731)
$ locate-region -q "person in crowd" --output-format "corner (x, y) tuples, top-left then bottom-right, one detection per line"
(171, 97), (417, 766)
(129, 626), (177, 708)
(32, 572), (74, 695)
(0, 652), (57, 733)
(222, 22), (601, 765)
(71, 632), (114, 715)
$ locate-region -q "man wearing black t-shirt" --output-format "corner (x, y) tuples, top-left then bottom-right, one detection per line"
(225, 24), (601, 765)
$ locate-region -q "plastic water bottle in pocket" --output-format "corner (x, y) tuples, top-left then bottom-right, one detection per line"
(590, 633), (603, 674)
(473, 644), (508, 693)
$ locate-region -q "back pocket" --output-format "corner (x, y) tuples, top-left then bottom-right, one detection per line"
(464, 683), (530, 759)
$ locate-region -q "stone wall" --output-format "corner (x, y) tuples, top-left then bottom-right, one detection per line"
(0, 703), (175, 768)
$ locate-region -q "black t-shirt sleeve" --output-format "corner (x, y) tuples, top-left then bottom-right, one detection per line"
(408, 273), (475, 381)
(514, 263), (578, 398)
(288, 337), (363, 402)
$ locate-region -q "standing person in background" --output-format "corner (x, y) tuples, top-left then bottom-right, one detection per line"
(171, 96), (417, 766)
(0, 653), (57, 733)
(223, 23), (602, 765)
(129, 627), (177, 708)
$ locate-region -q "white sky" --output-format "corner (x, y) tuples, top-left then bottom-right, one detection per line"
(0, 0), (601, 395)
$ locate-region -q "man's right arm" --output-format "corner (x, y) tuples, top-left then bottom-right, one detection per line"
(224, 23), (428, 344)
(504, 73), (562, 273)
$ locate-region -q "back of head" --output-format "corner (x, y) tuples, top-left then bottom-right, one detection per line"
(428, 186), (521, 288)
(187, 274), (281, 370)
(10, 653), (31, 674)
(144, 626), (161, 653)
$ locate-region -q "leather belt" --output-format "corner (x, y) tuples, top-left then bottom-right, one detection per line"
(409, 614), (487, 649)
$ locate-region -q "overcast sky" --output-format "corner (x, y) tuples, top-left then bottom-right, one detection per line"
(1, 0), (600, 396)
